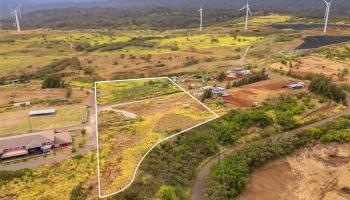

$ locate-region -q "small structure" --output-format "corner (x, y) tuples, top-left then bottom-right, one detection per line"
(288, 82), (305, 90)
(170, 76), (178, 82)
(14, 101), (31, 107)
(29, 109), (56, 116)
(201, 85), (228, 97)
(226, 68), (251, 78)
(0, 130), (72, 160)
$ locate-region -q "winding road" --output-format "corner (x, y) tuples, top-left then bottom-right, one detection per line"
(190, 98), (350, 200)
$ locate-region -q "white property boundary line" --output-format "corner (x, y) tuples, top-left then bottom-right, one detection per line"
(95, 77), (220, 198)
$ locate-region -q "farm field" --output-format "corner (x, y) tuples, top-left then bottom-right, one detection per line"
(238, 143), (350, 200)
(96, 79), (216, 196)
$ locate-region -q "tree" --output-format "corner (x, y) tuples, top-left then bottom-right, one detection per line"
(66, 87), (72, 98)
(308, 74), (347, 104)
(70, 183), (87, 200)
(201, 89), (212, 102)
(218, 72), (225, 82)
(41, 75), (65, 89)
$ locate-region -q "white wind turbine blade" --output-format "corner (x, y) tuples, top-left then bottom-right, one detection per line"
(248, 7), (252, 15)
(239, 6), (247, 11)
(9, 6), (14, 19)
(18, 5), (22, 20)
(323, 0), (331, 34)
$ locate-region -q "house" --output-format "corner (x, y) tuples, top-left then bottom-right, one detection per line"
(0, 130), (72, 160)
(29, 109), (56, 116)
(201, 85), (228, 97)
(288, 82), (305, 90)
(211, 86), (229, 97)
(226, 68), (251, 78)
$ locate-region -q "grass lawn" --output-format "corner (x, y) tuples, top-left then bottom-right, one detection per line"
(0, 105), (86, 137)
(96, 78), (181, 105)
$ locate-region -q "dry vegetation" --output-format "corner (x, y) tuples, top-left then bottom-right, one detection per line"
(96, 80), (215, 195)
(238, 143), (350, 200)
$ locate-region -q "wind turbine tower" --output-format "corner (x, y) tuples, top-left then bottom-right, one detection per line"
(10, 4), (22, 32)
(240, 0), (252, 31)
(199, 0), (203, 31)
(323, 0), (331, 34)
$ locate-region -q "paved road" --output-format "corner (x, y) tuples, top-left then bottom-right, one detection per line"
(190, 98), (350, 200)
(0, 91), (97, 171)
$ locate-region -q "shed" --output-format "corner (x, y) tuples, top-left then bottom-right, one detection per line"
(29, 109), (56, 116)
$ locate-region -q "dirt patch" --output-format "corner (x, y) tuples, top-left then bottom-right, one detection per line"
(239, 143), (350, 200)
(223, 74), (304, 108)
(237, 160), (297, 200)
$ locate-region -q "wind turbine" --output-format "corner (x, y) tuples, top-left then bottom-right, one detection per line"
(10, 4), (22, 32)
(322, 0), (331, 34)
(198, 0), (203, 31)
(240, 0), (252, 31)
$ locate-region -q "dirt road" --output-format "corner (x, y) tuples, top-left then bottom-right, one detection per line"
(190, 98), (350, 200)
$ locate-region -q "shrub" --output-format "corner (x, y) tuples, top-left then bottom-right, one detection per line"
(70, 183), (87, 200)
(42, 75), (65, 89)
(308, 74), (347, 104)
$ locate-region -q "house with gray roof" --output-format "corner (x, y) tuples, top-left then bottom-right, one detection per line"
(0, 130), (72, 160)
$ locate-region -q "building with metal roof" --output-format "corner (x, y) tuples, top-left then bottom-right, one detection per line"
(29, 109), (56, 116)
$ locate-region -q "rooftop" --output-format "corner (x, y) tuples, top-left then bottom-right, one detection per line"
(29, 109), (56, 116)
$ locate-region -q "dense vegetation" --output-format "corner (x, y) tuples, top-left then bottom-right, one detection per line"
(206, 115), (350, 199)
(308, 74), (347, 104)
(0, 7), (238, 30)
(228, 69), (269, 88)
(75, 37), (156, 52)
(112, 93), (322, 199)
(41, 74), (66, 88)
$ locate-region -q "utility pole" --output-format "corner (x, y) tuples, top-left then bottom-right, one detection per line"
(28, 115), (32, 132)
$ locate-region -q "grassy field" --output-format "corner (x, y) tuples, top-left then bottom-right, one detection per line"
(96, 78), (181, 105)
(0, 105), (86, 137)
(250, 14), (292, 25)
(313, 42), (350, 64)
(97, 88), (215, 195)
